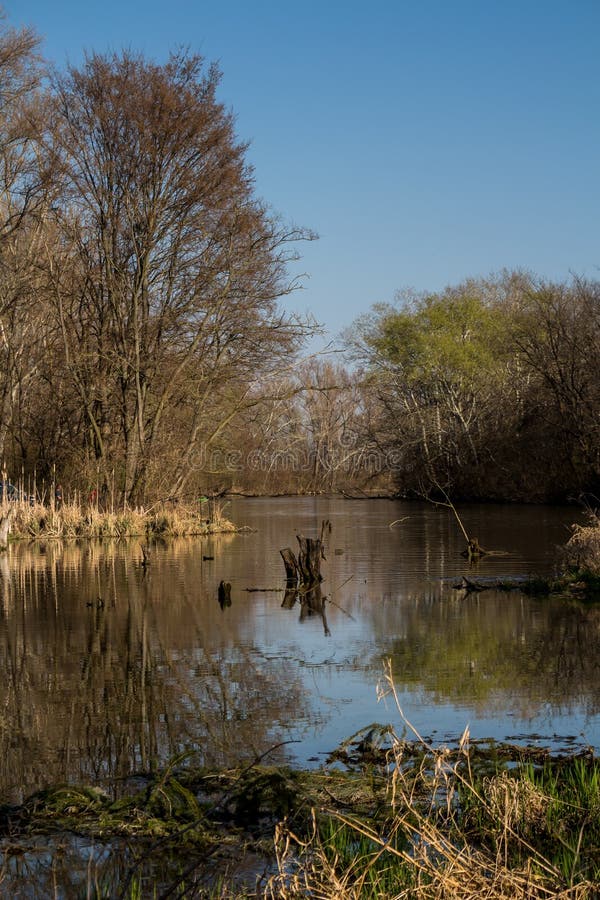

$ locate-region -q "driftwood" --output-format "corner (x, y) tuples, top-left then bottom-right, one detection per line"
(454, 575), (527, 594)
(0, 508), (14, 551)
(461, 537), (487, 561)
(419, 482), (500, 561)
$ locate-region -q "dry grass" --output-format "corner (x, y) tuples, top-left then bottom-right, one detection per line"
(265, 660), (597, 900)
(1, 497), (236, 540)
(563, 508), (600, 574)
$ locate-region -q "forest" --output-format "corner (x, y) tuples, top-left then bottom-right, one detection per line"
(1, 18), (599, 505)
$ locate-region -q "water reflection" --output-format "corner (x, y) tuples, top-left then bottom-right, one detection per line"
(0, 538), (308, 802)
(0, 498), (597, 803)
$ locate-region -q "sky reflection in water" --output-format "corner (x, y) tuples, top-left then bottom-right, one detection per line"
(0, 497), (597, 800)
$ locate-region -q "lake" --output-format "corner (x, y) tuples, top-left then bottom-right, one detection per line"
(0, 496), (598, 803)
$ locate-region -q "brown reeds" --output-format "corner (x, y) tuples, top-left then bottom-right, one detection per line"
(1, 496), (236, 541)
(265, 659), (597, 899)
(563, 507), (600, 574)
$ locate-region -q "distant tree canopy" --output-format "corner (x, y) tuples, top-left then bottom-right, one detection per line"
(345, 272), (600, 502)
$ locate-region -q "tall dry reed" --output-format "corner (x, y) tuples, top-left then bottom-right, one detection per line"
(265, 660), (597, 899)
(1, 496), (236, 540)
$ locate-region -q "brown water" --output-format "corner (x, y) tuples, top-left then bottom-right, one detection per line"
(0, 497), (598, 804)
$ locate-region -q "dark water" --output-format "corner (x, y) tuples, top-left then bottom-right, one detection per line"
(0, 497), (598, 804)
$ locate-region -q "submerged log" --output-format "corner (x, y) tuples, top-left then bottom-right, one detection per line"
(454, 575), (530, 594)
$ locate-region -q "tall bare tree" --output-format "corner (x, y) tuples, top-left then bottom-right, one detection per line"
(45, 50), (314, 502)
(0, 18), (52, 468)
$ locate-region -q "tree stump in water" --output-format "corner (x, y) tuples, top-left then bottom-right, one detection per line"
(218, 580), (232, 609)
(297, 536), (324, 584)
(0, 508), (13, 551)
(280, 547), (299, 582)
(280, 536), (324, 586)
(280, 521), (331, 634)
(280, 519), (330, 587)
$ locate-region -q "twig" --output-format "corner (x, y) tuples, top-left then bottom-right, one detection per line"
(389, 517), (410, 528)
(244, 587), (284, 592)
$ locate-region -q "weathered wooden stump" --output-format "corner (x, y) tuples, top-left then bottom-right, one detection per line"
(280, 520), (332, 631)
(281, 587), (298, 609)
(280, 547), (299, 582)
(280, 519), (330, 587)
(218, 580), (232, 609)
(0, 508), (14, 552)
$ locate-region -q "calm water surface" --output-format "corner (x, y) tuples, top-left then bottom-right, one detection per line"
(0, 497), (598, 802)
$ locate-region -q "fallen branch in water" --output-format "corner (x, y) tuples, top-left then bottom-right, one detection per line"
(389, 517), (410, 528)
(419, 481), (497, 560)
(453, 576), (521, 593)
(244, 587), (284, 593)
(453, 571), (600, 600)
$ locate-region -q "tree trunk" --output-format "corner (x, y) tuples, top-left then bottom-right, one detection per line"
(0, 507), (13, 551)
(280, 548), (299, 582)
(280, 530), (326, 587)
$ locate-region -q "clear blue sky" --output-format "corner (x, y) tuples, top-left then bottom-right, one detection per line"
(7, 0), (600, 348)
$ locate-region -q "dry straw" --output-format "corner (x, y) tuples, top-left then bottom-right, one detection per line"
(1, 495), (235, 540)
(266, 659), (596, 899)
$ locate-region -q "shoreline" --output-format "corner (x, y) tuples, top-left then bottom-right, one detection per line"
(2, 732), (598, 897)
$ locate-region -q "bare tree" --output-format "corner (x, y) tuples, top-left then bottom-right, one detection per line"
(45, 50), (315, 502)
(0, 18), (52, 467)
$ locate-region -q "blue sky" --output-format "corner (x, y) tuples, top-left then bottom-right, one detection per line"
(7, 1), (600, 348)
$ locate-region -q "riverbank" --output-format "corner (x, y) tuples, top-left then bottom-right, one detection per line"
(2, 697), (598, 898)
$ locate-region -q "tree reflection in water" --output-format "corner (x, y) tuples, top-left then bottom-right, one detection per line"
(379, 589), (600, 722)
(0, 496), (598, 806)
(0, 539), (308, 802)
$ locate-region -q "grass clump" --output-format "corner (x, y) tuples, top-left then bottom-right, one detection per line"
(2, 496), (236, 541)
(563, 507), (600, 574)
(266, 661), (600, 899)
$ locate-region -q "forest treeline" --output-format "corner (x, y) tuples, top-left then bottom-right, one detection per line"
(237, 270), (600, 503)
(1, 17), (598, 504)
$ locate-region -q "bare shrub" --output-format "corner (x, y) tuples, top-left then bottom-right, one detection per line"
(563, 508), (600, 574)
